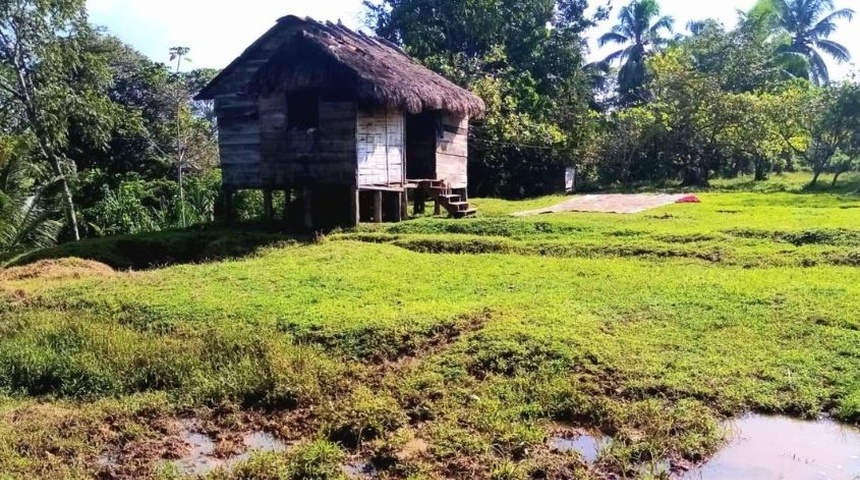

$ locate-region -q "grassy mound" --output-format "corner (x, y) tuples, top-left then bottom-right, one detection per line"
(0, 258), (114, 282)
(8, 226), (291, 270)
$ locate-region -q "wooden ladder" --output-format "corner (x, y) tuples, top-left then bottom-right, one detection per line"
(416, 180), (477, 219)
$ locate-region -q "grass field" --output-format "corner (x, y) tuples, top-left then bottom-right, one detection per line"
(2, 172), (860, 479)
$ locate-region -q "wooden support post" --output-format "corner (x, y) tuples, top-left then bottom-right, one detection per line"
(374, 191), (383, 223)
(263, 189), (274, 221)
(434, 197), (441, 216)
(302, 187), (313, 229)
(394, 192), (403, 222)
(400, 191), (408, 221)
(283, 188), (291, 223)
(223, 186), (235, 225)
(349, 185), (360, 228)
(413, 189), (424, 215)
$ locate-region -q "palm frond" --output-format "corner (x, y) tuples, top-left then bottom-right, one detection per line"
(602, 48), (629, 65)
(650, 16), (675, 35)
(810, 8), (855, 38)
(815, 38), (851, 63)
(0, 152), (63, 255)
(808, 49), (831, 85)
(599, 31), (630, 48)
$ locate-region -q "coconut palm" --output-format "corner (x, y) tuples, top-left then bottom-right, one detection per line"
(773, 0), (854, 85)
(598, 0), (675, 101)
(0, 149), (63, 257)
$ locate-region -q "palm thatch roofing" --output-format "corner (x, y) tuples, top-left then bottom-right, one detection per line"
(197, 16), (485, 118)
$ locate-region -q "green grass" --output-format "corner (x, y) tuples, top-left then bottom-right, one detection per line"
(2, 172), (860, 479)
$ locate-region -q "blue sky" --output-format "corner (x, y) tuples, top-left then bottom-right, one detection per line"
(87, 0), (858, 79)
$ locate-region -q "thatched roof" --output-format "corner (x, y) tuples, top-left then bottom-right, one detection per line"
(197, 16), (485, 118)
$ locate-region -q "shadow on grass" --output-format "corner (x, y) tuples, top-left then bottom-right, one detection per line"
(9, 222), (318, 270)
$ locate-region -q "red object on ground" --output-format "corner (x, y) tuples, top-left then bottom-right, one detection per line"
(676, 195), (701, 204)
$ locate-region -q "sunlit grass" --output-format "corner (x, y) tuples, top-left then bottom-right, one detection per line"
(2, 173), (860, 479)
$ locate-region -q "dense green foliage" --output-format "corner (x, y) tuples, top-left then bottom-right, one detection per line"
(0, 0), (857, 254)
(582, 0), (858, 188)
(366, 0), (601, 198)
(0, 0), (222, 257)
(2, 174), (860, 479)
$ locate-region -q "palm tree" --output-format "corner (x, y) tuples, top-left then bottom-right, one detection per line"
(598, 0), (674, 101)
(0, 148), (63, 258)
(773, 0), (854, 85)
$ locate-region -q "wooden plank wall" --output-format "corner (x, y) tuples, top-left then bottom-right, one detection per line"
(258, 92), (287, 185)
(435, 113), (469, 189)
(357, 107), (404, 187)
(253, 96), (358, 186)
(216, 96), (263, 189)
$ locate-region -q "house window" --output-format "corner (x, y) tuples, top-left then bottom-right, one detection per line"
(287, 91), (319, 130)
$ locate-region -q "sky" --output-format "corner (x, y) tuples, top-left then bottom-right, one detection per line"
(86, 0), (859, 80)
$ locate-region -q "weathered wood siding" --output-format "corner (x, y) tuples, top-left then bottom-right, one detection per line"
(254, 96), (357, 186)
(357, 108), (404, 186)
(216, 96), (262, 189)
(435, 114), (469, 189)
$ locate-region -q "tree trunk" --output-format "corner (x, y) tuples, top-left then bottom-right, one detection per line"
(754, 159), (769, 182)
(681, 165), (709, 187)
(832, 172), (843, 188)
(810, 169), (822, 187)
(49, 155), (80, 241)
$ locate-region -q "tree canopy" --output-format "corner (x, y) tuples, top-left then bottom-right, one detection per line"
(0, 0), (858, 255)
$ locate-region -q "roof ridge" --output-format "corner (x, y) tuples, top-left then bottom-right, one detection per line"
(198, 14), (486, 117)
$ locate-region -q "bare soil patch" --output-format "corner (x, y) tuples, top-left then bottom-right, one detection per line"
(513, 194), (695, 216)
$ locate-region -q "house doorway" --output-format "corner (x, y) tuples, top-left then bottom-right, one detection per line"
(405, 112), (437, 180)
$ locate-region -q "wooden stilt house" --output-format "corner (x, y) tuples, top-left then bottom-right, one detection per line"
(196, 16), (486, 229)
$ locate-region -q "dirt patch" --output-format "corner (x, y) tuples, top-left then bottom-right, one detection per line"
(163, 419), (289, 476)
(278, 309), (492, 364)
(0, 258), (114, 282)
(397, 438), (430, 461)
(513, 194), (694, 216)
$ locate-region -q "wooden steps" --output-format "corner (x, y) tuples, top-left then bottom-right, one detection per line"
(411, 180), (477, 219)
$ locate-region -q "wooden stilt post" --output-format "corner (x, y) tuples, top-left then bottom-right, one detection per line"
(413, 187), (424, 215)
(224, 186), (235, 225)
(263, 189), (274, 221)
(400, 190), (408, 221)
(283, 188), (291, 224)
(394, 191), (403, 222)
(349, 184), (360, 228)
(374, 191), (383, 223)
(302, 187), (313, 229)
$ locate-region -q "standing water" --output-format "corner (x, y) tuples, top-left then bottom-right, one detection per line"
(682, 415), (860, 480)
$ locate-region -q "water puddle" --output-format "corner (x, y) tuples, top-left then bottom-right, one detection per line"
(682, 415), (860, 480)
(96, 451), (120, 470)
(550, 432), (612, 463)
(343, 460), (379, 479)
(167, 420), (289, 475)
